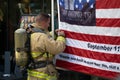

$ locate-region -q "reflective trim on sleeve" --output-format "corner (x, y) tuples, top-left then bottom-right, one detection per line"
(31, 52), (42, 58)
(32, 52), (54, 58)
(28, 69), (48, 79)
(28, 69), (57, 80)
(56, 36), (65, 42)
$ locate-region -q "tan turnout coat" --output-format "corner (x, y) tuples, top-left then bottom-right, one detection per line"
(28, 23), (66, 80)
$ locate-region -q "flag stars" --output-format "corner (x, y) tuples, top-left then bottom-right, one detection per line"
(81, 5), (83, 8)
(79, 0), (82, 3)
(60, 2), (62, 6)
(90, 4), (94, 8)
(75, 4), (79, 8)
(87, 0), (90, 3)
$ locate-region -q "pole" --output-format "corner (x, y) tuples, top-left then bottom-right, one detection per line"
(43, 0), (44, 12)
(51, 0), (54, 39)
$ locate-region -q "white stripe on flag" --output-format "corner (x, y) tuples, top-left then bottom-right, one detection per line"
(56, 53), (120, 73)
(96, 9), (120, 18)
(59, 22), (120, 36)
(66, 38), (120, 54)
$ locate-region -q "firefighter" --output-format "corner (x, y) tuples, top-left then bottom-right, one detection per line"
(27, 13), (66, 80)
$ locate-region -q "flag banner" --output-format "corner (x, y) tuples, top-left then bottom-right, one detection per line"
(56, 0), (120, 79)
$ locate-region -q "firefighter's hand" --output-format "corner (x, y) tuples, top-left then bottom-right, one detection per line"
(55, 29), (65, 37)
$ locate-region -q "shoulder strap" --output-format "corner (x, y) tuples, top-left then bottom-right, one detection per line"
(46, 52), (49, 65)
(25, 32), (34, 67)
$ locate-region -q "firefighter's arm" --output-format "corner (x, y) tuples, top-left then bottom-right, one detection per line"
(43, 31), (66, 54)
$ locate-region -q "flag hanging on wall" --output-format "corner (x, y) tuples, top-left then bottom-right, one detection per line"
(56, 0), (120, 79)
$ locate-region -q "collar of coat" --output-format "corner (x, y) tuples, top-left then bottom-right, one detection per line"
(30, 23), (46, 34)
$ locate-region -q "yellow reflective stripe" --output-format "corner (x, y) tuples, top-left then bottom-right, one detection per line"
(43, 53), (53, 58)
(47, 76), (57, 80)
(57, 36), (65, 42)
(28, 70), (57, 80)
(28, 69), (48, 79)
(27, 76), (30, 80)
(31, 52), (42, 58)
(32, 52), (53, 58)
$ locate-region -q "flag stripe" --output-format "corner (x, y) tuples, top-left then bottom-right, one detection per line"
(59, 22), (120, 36)
(96, 9), (120, 27)
(66, 38), (120, 54)
(96, 0), (120, 9)
(65, 30), (120, 45)
(64, 46), (120, 63)
(96, 9), (120, 19)
(56, 53), (120, 73)
(56, 60), (117, 79)
(96, 18), (120, 27)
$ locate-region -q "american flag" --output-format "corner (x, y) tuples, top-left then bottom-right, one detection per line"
(56, 0), (120, 79)
(60, 0), (95, 10)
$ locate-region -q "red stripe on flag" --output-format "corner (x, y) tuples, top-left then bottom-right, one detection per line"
(64, 46), (120, 63)
(96, 0), (120, 9)
(96, 18), (120, 27)
(64, 30), (120, 45)
(56, 60), (117, 79)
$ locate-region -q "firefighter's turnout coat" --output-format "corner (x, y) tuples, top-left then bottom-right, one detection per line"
(28, 23), (66, 80)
